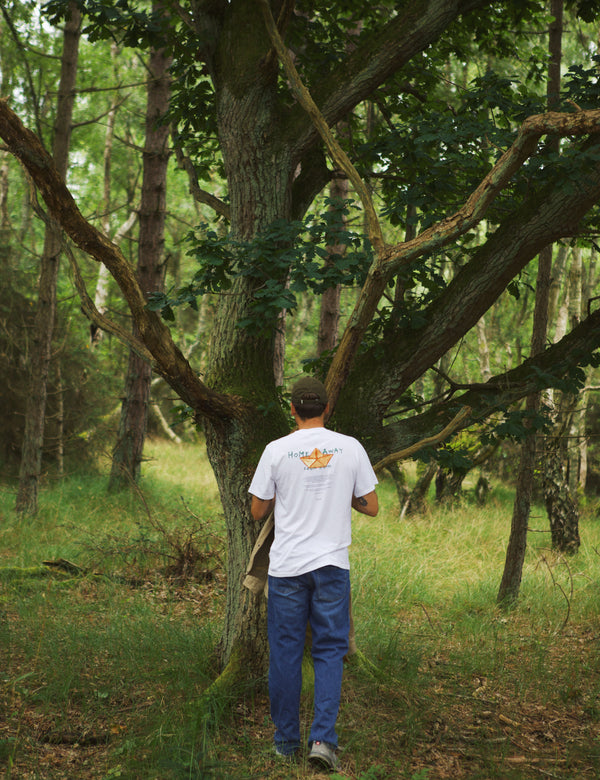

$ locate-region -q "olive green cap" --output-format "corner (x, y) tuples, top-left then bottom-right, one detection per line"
(290, 376), (328, 406)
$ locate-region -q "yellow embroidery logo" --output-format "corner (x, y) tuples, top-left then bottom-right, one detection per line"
(300, 448), (333, 469)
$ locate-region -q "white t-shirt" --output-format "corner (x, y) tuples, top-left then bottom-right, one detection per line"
(249, 427), (378, 577)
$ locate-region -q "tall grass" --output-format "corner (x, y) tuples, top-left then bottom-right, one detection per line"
(2, 438), (600, 778)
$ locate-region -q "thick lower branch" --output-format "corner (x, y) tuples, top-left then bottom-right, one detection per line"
(369, 309), (600, 461)
(0, 98), (240, 423)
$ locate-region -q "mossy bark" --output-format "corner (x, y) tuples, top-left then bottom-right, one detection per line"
(203, 5), (295, 671)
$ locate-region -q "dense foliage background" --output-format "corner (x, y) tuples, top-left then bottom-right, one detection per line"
(1, 0), (600, 484)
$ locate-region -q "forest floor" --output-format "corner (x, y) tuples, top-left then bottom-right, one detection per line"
(2, 570), (600, 780)
(2, 441), (600, 779)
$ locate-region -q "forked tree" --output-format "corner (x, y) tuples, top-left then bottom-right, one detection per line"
(3, 0), (600, 681)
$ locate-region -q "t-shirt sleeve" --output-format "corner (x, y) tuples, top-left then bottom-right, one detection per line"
(353, 442), (378, 498)
(248, 446), (275, 500)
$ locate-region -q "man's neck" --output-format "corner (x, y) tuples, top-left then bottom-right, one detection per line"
(295, 415), (326, 430)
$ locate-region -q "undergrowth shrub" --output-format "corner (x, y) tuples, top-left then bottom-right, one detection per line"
(80, 496), (223, 584)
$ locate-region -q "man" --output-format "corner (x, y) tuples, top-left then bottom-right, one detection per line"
(249, 376), (378, 771)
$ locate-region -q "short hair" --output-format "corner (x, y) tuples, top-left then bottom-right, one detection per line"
(294, 392), (326, 420)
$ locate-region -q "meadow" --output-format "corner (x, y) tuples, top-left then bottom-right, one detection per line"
(1, 438), (600, 779)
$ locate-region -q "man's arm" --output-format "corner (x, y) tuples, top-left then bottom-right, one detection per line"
(352, 491), (378, 517)
(251, 495), (275, 521)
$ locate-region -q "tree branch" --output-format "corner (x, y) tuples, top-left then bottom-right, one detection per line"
(294, 0), (489, 155)
(0, 97), (243, 423)
(373, 406), (471, 473)
(327, 111), (600, 415)
(258, 0), (385, 254)
(348, 149), (600, 420)
(383, 110), (600, 277)
(173, 141), (230, 219)
(65, 241), (154, 362)
(259, 0), (600, 417)
(369, 305), (600, 462)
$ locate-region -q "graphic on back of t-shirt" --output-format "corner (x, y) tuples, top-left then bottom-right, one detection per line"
(300, 448), (333, 469)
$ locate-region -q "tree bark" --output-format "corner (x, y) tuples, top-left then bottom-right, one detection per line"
(542, 247), (582, 554)
(317, 177), (347, 356)
(539, 0), (581, 550)
(566, 247), (584, 495)
(15, 3), (81, 515)
(575, 248), (595, 493)
(91, 42), (137, 348)
(0, 151), (9, 268)
(498, 0), (563, 603)
(544, 435), (581, 553)
(198, 1), (298, 669)
(316, 22), (360, 358)
(404, 462), (437, 517)
(109, 13), (172, 491)
(476, 317), (491, 382)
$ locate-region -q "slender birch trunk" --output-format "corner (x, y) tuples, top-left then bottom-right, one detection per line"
(543, 247), (581, 553)
(498, 0), (563, 602)
(15, 3), (81, 514)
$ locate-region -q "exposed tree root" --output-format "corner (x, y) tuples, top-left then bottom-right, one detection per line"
(196, 645), (261, 726)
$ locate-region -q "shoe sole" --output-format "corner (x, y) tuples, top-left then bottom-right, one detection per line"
(308, 754), (337, 771)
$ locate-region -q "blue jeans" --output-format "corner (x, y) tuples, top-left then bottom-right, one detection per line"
(268, 566), (350, 754)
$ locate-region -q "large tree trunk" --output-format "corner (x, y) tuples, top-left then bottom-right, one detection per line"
(204, 317), (288, 670)
(108, 21), (171, 491)
(202, 6), (295, 669)
(15, 3), (81, 515)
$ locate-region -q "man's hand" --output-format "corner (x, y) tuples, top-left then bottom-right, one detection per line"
(251, 495), (275, 521)
(352, 491), (378, 517)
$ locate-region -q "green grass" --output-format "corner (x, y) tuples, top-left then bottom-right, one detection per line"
(2, 439), (600, 778)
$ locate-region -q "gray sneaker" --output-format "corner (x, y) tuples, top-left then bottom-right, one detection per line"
(308, 740), (338, 771)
